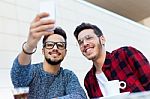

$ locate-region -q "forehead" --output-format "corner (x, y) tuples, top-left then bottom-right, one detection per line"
(46, 34), (65, 42)
(78, 29), (96, 40)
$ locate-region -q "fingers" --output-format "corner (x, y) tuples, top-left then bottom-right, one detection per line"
(30, 12), (55, 36)
(31, 12), (55, 29)
(25, 12), (55, 50)
(38, 31), (54, 37)
(30, 24), (55, 33)
(33, 12), (49, 22)
(31, 19), (55, 29)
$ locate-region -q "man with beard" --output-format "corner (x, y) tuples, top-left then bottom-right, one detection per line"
(73, 22), (150, 98)
(11, 13), (87, 99)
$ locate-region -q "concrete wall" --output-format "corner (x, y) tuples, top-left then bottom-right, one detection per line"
(0, 0), (150, 98)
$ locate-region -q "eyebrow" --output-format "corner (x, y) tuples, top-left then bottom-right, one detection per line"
(78, 35), (91, 40)
(46, 41), (66, 43)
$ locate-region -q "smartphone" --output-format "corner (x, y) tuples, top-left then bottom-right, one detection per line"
(39, 0), (56, 20)
(39, 0), (56, 31)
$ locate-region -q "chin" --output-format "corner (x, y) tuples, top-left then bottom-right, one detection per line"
(90, 53), (98, 60)
(85, 55), (95, 60)
(88, 57), (95, 60)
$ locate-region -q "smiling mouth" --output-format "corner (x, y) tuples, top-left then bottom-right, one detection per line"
(84, 47), (93, 53)
(49, 52), (61, 55)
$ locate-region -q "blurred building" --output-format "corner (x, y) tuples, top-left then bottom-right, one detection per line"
(86, 0), (150, 27)
(0, 0), (150, 98)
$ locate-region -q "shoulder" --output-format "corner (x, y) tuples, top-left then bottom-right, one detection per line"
(61, 68), (76, 77)
(31, 62), (42, 68)
(108, 46), (147, 61)
(112, 46), (137, 52)
(111, 46), (140, 55)
(63, 68), (73, 73)
(29, 62), (43, 72)
(61, 68), (79, 82)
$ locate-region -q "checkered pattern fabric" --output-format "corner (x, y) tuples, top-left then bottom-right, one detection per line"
(84, 46), (150, 98)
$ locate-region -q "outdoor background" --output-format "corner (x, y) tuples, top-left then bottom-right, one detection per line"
(0, 0), (150, 98)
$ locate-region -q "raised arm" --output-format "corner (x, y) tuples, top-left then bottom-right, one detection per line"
(19, 12), (55, 65)
(11, 12), (55, 87)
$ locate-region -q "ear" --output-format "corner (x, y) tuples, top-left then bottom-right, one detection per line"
(42, 48), (44, 55)
(99, 35), (106, 45)
(64, 49), (67, 57)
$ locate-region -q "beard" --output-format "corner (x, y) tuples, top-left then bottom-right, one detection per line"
(45, 56), (63, 65)
(84, 40), (103, 61)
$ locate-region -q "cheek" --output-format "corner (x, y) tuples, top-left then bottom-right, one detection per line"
(95, 43), (102, 54)
(62, 50), (66, 56)
(43, 49), (50, 55)
(80, 47), (84, 53)
(60, 50), (67, 58)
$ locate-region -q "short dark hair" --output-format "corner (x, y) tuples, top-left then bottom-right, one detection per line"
(42, 27), (67, 45)
(74, 22), (103, 39)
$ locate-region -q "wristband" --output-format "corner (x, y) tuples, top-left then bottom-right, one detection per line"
(22, 42), (37, 55)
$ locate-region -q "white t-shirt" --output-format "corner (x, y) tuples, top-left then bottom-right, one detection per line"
(96, 72), (108, 96)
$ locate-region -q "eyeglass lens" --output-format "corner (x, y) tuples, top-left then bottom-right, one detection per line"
(44, 41), (66, 50)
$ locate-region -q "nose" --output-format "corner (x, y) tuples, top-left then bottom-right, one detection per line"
(53, 44), (58, 49)
(82, 39), (90, 48)
(83, 39), (89, 45)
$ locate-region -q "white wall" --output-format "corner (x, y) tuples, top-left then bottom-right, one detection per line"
(0, 0), (150, 98)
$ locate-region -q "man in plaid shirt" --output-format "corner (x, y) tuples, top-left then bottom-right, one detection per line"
(73, 23), (150, 98)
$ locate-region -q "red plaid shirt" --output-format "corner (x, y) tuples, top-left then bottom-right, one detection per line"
(84, 46), (150, 98)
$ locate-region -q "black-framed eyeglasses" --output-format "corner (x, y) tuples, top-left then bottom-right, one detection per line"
(43, 41), (66, 50)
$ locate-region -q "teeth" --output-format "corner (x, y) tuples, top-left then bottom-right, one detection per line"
(86, 48), (90, 52)
(52, 53), (58, 55)
(86, 48), (92, 53)
(50, 53), (58, 55)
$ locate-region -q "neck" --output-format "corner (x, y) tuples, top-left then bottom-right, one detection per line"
(93, 47), (106, 74)
(43, 60), (60, 74)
